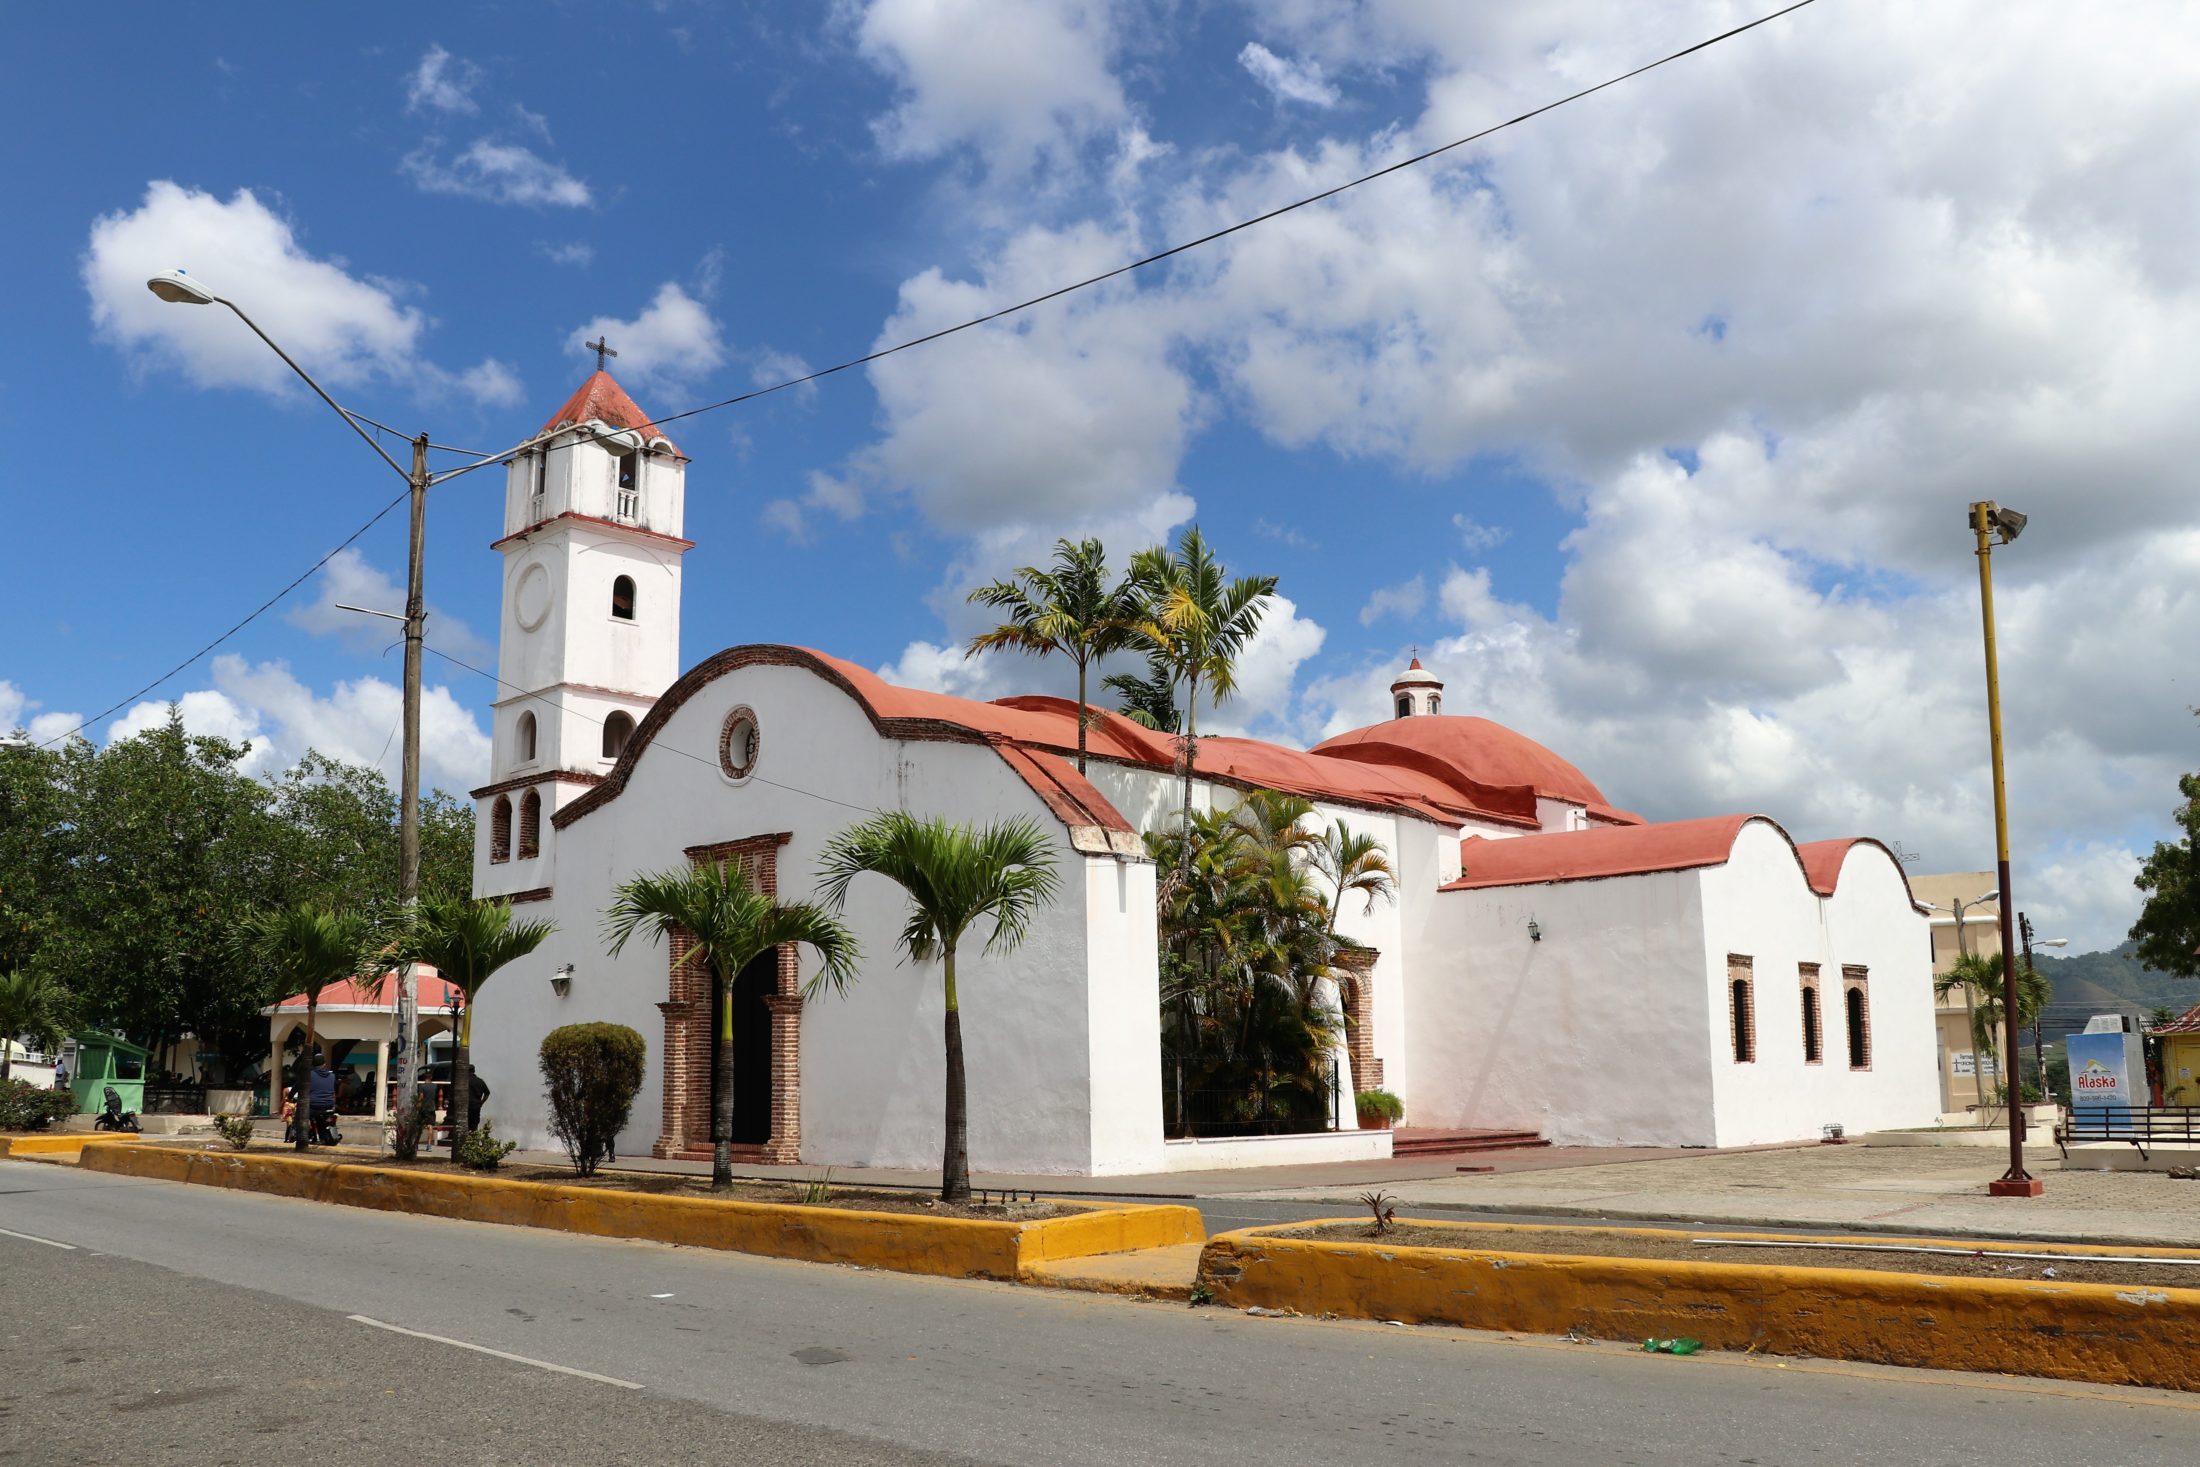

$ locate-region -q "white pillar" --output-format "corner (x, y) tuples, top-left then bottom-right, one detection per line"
(373, 1038), (391, 1121)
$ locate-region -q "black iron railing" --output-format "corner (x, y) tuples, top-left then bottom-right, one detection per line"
(143, 1083), (207, 1114)
(2056, 1106), (2200, 1160)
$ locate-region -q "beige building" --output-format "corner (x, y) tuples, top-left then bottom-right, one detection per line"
(1911, 871), (2005, 1114)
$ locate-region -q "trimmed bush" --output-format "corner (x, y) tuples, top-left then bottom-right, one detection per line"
(212, 1114), (257, 1150)
(454, 1121), (517, 1171)
(540, 1022), (647, 1177)
(0, 1079), (77, 1132)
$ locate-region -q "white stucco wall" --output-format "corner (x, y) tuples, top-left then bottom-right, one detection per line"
(1410, 868), (1719, 1145)
(1698, 829), (1937, 1145)
(468, 658), (1165, 1176)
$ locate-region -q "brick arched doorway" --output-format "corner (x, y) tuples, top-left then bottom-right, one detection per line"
(651, 832), (803, 1162)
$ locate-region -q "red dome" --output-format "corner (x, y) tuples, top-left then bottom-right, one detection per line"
(1311, 715), (1621, 816)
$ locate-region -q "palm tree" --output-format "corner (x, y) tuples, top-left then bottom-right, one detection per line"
(0, 969), (68, 1082)
(1131, 528), (1276, 862)
(967, 537), (1148, 775)
(1102, 649), (1180, 733)
(397, 896), (557, 1151)
(232, 904), (373, 1152)
(1309, 820), (1398, 938)
(604, 862), (856, 1189)
(816, 813), (1060, 1202)
(1936, 952), (2050, 1100)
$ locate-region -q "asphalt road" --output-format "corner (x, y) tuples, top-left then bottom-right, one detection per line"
(4, 1158), (2196, 1467)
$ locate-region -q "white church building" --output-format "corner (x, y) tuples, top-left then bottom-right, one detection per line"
(467, 370), (1939, 1175)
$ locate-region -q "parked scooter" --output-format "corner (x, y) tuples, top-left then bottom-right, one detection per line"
(91, 1085), (140, 1133)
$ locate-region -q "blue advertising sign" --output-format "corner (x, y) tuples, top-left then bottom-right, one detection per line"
(2067, 1032), (2133, 1108)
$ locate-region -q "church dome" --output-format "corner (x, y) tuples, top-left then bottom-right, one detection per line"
(1389, 657), (1443, 691)
(1311, 713), (1618, 814)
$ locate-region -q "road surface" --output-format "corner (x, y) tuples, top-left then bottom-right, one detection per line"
(3, 1158), (2192, 1466)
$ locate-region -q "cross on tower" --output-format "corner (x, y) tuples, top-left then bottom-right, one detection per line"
(585, 337), (618, 373)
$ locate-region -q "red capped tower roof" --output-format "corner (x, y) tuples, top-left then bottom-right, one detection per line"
(538, 371), (679, 456)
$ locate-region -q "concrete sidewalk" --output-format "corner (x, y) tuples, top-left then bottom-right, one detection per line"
(1244, 1143), (2200, 1246)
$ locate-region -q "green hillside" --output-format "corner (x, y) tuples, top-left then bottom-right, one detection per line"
(2034, 939), (2196, 1025)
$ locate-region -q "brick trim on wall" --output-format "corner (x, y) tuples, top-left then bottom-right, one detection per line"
(1727, 954), (1756, 1063)
(489, 796), (512, 864)
(1842, 964), (1873, 1070)
(1798, 962), (1824, 1065)
(504, 887), (553, 905)
(1332, 948), (1383, 1092)
(470, 768), (606, 801)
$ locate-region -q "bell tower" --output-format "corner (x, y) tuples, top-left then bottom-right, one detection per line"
(1389, 656), (1443, 720)
(473, 368), (692, 896)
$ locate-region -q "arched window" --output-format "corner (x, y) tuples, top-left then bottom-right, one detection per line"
(517, 789), (541, 860)
(490, 796), (512, 864)
(603, 711), (635, 760)
(516, 711), (537, 764)
(1428, 694), (1440, 715)
(1844, 970), (1872, 1069)
(1730, 978), (1755, 1062)
(614, 451), (640, 521)
(1800, 975), (1823, 1064)
(611, 575), (636, 621)
(1395, 695), (1412, 719)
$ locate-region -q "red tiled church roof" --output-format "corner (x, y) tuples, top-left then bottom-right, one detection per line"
(1446, 815), (1762, 891)
(265, 972), (462, 1014)
(538, 371), (680, 456)
(1313, 715), (1637, 824)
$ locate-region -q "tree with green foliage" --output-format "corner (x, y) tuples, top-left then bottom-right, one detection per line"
(231, 904), (374, 1151)
(2131, 769), (2200, 981)
(1102, 649), (1181, 733)
(0, 969), (70, 1081)
(1130, 528), (1276, 859)
(1309, 819), (1398, 938)
(397, 896), (556, 1149)
(604, 862), (856, 1189)
(817, 813), (1059, 1202)
(1935, 952), (2050, 1081)
(967, 537), (1149, 775)
(539, 1022), (648, 1177)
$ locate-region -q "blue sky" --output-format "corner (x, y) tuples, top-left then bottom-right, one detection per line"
(5, 2), (2198, 949)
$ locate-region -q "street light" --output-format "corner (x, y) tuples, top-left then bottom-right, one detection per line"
(143, 268), (552, 1125)
(1969, 499), (2039, 1197)
(1922, 887), (1999, 1112)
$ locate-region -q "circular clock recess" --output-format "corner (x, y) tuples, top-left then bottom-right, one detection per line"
(513, 562), (552, 631)
(719, 706), (760, 782)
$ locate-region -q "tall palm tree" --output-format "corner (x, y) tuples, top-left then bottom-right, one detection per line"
(967, 537), (1148, 775)
(232, 904), (372, 1152)
(1308, 820), (1398, 937)
(1936, 951), (2050, 1097)
(1131, 528), (1276, 862)
(397, 896), (557, 1150)
(816, 813), (1060, 1201)
(0, 969), (68, 1082)
(604, 861), (857, 1189)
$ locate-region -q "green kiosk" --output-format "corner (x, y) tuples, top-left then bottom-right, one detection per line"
(67, 1034), (151, 1116)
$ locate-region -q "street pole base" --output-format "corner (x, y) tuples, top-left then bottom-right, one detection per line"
(1989, 1176), (2045, 1198)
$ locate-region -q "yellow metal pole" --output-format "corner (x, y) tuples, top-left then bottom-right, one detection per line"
(1972, 500), (2039, 1196)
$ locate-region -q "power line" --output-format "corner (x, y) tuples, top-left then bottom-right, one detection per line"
(627, 0), (1819, 440)
(37, 2), (1812, 751)
(36, 487), (414, 749)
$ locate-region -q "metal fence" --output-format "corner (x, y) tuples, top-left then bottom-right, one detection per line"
(1163, 1062), (1341, 1140)
(2057, 1105), (2200, 1159)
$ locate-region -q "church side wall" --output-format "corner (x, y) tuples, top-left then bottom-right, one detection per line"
(469, 661), (1150, 1175)
(1699, 830), (1938, 1145)
(1410, 872), (1719, 1146)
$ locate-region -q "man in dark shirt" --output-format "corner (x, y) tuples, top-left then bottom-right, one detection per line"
(308, 1055), (340, 1144)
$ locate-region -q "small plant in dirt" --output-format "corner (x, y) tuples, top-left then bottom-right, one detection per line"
(454, 1121), (517, 1171)
(539, 1023), (646, 1178)
(1359, 1189), (1398, 1237)
(1188, 1282), (1215, 1307)
(212, 1114), (257, 1150)
(800, 1167), (836, 1204)
(387, 1089), (436, 1161)
(0, 1078), (77, 1132)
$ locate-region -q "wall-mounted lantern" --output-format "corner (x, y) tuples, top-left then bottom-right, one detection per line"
(1526, 917), (1542, 943)
(550, 963), (575, 998)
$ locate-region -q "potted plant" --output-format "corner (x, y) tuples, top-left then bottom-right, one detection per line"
(1354, 1088), (1404, 1131)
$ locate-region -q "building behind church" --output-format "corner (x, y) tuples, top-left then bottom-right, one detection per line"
(467, 372), (1940, 1175)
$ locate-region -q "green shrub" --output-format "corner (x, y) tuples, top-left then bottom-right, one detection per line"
(1353, 1088), (1404, 1123)
(212, 1114), (256, 1150)
(539, 1022), (647, 1178)
(387, 1088), (435, 1162)
(0, 1079), (77, 1132)
(454, 1121), (517, 1171)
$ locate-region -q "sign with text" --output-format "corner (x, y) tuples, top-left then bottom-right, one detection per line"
(1950, 1051), (1998, 1078)
(2067, 1032), (2134, 1109)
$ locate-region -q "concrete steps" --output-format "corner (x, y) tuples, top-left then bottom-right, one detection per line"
(1389, 1127), (1549, 1158)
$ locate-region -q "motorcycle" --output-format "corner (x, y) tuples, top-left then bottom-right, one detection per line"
(91, 1085), (140, 1133)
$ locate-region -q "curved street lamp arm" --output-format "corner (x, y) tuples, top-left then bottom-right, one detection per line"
(211, 294), (411, 481)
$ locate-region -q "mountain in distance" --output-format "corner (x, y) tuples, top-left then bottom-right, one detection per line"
(2031, 939), (2196, 1042)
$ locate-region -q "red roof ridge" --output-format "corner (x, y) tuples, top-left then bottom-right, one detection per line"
(1444, 814), (1767, 891)
(538, 371), (680, 455)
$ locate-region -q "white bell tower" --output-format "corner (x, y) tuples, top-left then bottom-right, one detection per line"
(1389, 656), (1443, 720)
(474, 365), (691, 896)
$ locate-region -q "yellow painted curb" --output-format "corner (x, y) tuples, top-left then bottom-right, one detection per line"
(1197, 1218), (2200, 1393)
(77, 1144), (1203, 1281)
(0, 1134), (138, 1161)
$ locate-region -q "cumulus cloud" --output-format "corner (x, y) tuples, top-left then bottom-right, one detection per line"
(1358, 574), (1426, 627)
(565, 282), (725, 394)
(402, 138), (592, 208)
(0, 681), (83, 746)
(83, 182), (517, 406)
(284, 548), (493, 667)
(1238, 42), (1340, 108)
(103, 655), (489, 794)
(762, 471), (866, 543)
(852, 0), (1130, 178)
(1452, 514), (1508, 552)
(405, 44), (481, 115)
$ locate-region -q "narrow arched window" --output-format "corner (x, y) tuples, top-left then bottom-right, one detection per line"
(611, 575), (636, 621)
(517, 789), (541, 860)
(1428, 694), (1440, 715)
(614, 451), (640, 521)
(1844, 972), (1872, 1069)
(490, 796), (512, 864)
(1395, 695), (1412, 719)
(516, 711), (537, 764)
(1730, 978), (1754, 1062)
(603, 711), (635, 760)
(1800, 980), (1823, 1064)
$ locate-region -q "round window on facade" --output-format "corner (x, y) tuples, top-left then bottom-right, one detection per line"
(719, 707), (760, 782)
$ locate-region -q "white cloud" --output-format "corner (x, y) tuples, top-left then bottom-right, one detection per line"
(104, 655), (488, 794)
(83, 182), (517, 406)
(1452, 514), (1509, 552)
(536, 241), (594, 267)
(762, 471), (866, 543)
(1238, 42), (1340, 108)
(566, 282), (725, 393)
(284, 549), (493, 668)
(1205, 593), (1327, 740)
(1358, 574), (1426, 627)
(0, 681), (83, 746)
(402, 138), (592, 208)
(405, 44), (481, 116)
(852, 0), (1129, 179)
